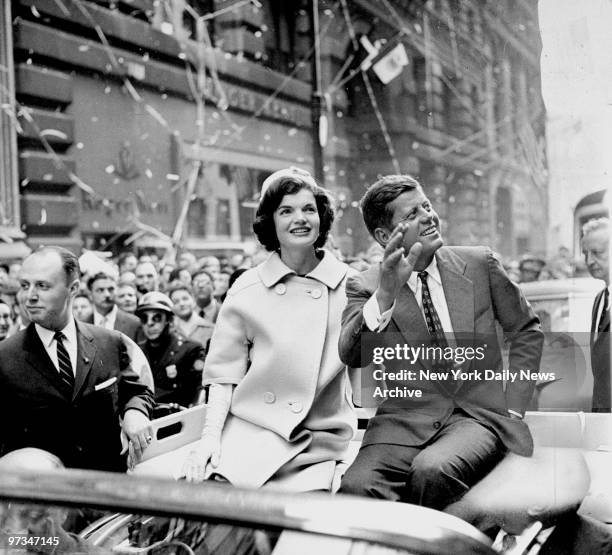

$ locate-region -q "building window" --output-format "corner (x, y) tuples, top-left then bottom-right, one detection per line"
(412, 56), (428, 126)
(186, 162), (267, 241)
(263, 0), (307, 74)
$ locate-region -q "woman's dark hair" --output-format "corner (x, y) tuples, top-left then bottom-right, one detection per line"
(252, 178), (335, 252)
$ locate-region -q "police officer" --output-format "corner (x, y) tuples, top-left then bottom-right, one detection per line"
(136, 292), (206, 408)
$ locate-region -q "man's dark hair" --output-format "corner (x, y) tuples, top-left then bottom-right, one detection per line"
(191, 268), (214, 284)
(118, 251), (137, 266)
(167, 282), (194, 299)
(87, 272), (116, 291)
(36, 246), (80, 284)
(253, 178), (335, 252)
(360, 175), (422, 237)
(75, 290), (92, 301)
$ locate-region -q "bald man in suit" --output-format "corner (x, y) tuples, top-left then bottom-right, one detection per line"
(0, 247), (154, 472)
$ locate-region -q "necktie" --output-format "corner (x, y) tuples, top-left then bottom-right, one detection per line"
(54, 331), (74, 391)
(418, 271), (449, 350)
(419, 272), (457, 391)
(598, 288), (610, 334)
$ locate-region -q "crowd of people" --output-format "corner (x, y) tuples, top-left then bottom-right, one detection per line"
(0, 167), (608, 553)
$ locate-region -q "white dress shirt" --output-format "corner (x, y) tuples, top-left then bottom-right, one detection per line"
(362, 257), (522, 418)
(94, 304), (117, 330)
(35, 318), (78, 377)
(363, 257), (454, 333)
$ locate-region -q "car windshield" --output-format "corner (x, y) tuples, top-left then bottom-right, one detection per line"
(0, 467), (495, 555)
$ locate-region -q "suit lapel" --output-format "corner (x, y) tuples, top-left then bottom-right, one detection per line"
(591, 290), (603, 338)
(436, 249), (474, 335)
(72, 322), (97, 401)
(23, 325), (69, 395)
(390, 282), (443, 384)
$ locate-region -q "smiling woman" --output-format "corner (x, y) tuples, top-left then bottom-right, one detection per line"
(182, 167), (357, 492)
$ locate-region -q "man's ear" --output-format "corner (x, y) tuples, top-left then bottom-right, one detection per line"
(68, 279), (80, 298)
(373, 227), (390, 246)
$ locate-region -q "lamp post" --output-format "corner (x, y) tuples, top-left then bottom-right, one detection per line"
(310, 0), (325, 185)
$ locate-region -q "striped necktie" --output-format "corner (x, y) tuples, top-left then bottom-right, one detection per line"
(418, 271), (458, 391)
(418, 271), (449, 350)
(598, 288), (610, 334)
(54, 331), (74, 391)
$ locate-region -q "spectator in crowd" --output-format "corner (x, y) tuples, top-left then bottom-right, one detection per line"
(182, 167), (355, 491)
(518, 254), (546, 283)
(337, 174), (543, 510)
(178, 252), (198, 275)
(548, 246), (575, 279)
(159, 264), (176, 292)
(191, 269), (219, 324)
(8, 262), (21, 281)
(168, 283), (214, 349)
(116, 280), (138, 314)
(0, 246), (154, 472)
(119, 271), (136, 286)
(0, 300), (13, 341)
(168, 267), (193, 286)
(135, 261), (159, 295)
(73, 291), (94, 323)
(201, 256), (221, 277)
(118, 252), (138, 274)
(136, 292), (206, 408)
(86, 272), (141, 342)
(229, 253), (246, 269)
(213, 270), (231, 304)
(582, 218), (610, 412)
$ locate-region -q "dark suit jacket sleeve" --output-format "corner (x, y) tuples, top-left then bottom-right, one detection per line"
(339, 272), (376, 368)
(115, 311), (141, 342)
(117, 334), (154, 418)
(487, 249), (544, 415)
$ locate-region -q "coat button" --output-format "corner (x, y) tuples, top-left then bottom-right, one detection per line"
(310, 289), (322, 299)
(275, 284), (286, 295)
(288, 401), (303, 413)
(433, 421), (441, 429)
(263, 391), (276, 403)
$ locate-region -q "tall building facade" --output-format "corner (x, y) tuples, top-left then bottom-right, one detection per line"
(0, 0), (546, 259)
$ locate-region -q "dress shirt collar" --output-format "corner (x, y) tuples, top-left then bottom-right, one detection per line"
(258, 250), (348, 289)
(94, 304), (117, 327)
(35, 317), (78, 349)
(407, 256), (442, 293)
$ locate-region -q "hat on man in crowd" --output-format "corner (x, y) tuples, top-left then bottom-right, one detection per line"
(519, 254), (546, 282)
(135, 292), (174, 316)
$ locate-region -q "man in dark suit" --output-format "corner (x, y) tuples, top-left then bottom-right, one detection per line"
(339, 175), (543, 509)
(582, 218), (610, 412)
(86, 272), (141, 341)
(0, 246), (154, 472)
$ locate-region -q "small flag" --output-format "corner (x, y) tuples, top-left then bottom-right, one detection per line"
(372, 43), (409, 85)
